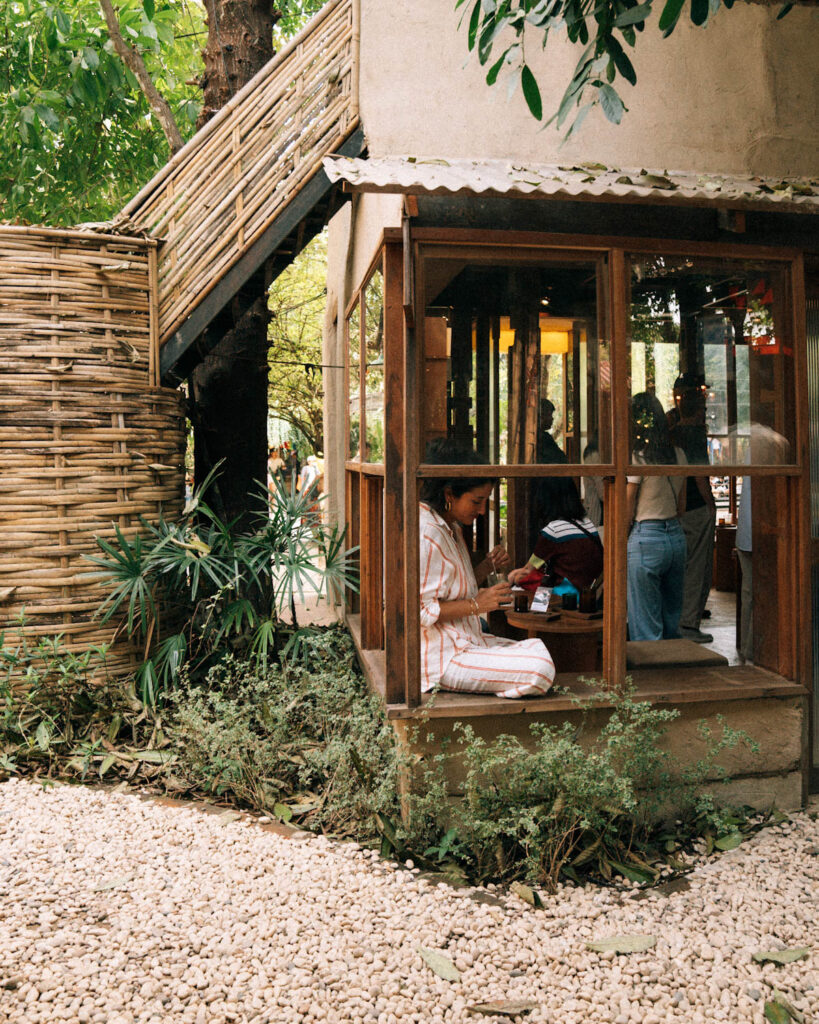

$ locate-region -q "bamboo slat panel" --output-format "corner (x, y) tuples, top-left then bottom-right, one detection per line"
(120, 0), (360, 344)
(0, 227), (186, 679)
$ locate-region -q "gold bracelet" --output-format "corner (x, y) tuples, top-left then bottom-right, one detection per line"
(470, 598), (480, 616)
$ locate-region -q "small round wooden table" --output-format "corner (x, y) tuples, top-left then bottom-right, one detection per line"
(505, 609), (603, 674)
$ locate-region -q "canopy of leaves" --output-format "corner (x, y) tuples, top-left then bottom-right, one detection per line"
(455, 0), (794, 136)
(267, 233), (328, 453)
(1, 0), (205, 225)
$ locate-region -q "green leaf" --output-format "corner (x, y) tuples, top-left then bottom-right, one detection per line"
(585, 934), (657, 954)
(714, 832), (743, 851)
(520, 64), (542, 120)
(771, 991), (804, 1023)
(777, 2), (793, 17)
(35, 721), (51, 751)
(658, 0), (686, 33)
(418, 946), (460, 982)
(486, 48), (509, 86)
(599, 84), (625, 124)
(764, 1002), (793, 1024)
(614, 3), (652, 26)
(143, 0), (156, 19)
(753, 948), (811, 965)
(81, 47), (100, 71)
(99, 754), (117, 777)
(273, 802), (293, 823)
(137, 750), (175, 764)
(609, 859), (656, 883)
(54, 9), (71, 35)
(607, 37), (637, 85)
(467, 0), (482, 50)
(690, 0), (709, 25)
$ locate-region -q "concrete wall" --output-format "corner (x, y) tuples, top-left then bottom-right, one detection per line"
(359, 1), (819, 179)
(393, 696), (807, 813)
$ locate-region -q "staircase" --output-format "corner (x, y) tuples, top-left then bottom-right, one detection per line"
(118, 0), (363, 383)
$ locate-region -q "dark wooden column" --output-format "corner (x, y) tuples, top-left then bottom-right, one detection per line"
(383, 242), (406, 703)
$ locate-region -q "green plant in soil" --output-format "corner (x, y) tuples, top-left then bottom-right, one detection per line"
(168, 628), (399, 834)
(388, 681), (761, 891)
(85, 470), (358, 705)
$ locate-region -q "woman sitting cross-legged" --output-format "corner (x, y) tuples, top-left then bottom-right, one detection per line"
(508, 476), (603, 595)
(419, 440), (555, 699)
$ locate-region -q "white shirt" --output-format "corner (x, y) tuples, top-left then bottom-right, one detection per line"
(419, 503), (492, 691)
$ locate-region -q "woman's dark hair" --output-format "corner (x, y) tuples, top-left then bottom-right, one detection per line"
(533, 475), (586, 524)
(420, 438), (491, 516)
(631, 391), (676, 464)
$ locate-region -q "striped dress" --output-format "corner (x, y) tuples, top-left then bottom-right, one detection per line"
(419, 504), (555, 698)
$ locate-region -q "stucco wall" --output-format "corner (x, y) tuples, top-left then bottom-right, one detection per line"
(359, 2), (819, 179)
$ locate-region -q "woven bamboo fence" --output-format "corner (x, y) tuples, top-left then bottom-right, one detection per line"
(0, 226), (186, 678)
(120, 0), (360, 345)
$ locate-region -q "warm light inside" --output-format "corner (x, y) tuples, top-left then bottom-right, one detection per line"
(497, 315), (573, 354)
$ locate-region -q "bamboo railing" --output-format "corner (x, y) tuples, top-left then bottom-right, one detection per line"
(121, 0), (360, 345)
(0, 226), (186, 678)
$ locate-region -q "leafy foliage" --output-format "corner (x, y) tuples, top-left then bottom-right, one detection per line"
(455, 0), (793, 135)
(85, 470), (358, 704)
(0, 628), (166, 783)
(0, 0), (204, 224)
(268, 233), (328, 453)
(390, 682), (760, 890)
(169, 629), (399, 832)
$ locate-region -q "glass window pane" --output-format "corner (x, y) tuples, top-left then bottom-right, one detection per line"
(629, 255), (795, 467)
(364, 269), (384, 462)
(347, 303), (360, 461)
(421, 252), (610, 467)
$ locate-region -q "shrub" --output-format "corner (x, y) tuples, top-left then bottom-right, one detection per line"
(85, 471), (358, 704)
(394, 682), (759, 890)
(168, 627), (400, 835)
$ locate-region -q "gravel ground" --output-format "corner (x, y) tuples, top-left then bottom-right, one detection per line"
(1, 778), (817, 1024)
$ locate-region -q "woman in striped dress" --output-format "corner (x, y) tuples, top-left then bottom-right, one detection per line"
(419, 442), (555, 699)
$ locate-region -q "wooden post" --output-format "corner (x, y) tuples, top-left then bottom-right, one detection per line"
(404, 245), (422, 708)
(361, 474), (384, 649)
(605, 249), (629, 687)
(384, 242), (407, 701)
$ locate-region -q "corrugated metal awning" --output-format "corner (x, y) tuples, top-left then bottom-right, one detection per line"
(323, 155), (819, 215)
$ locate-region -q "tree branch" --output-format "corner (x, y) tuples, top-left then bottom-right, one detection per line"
(98, 0), (184, 153)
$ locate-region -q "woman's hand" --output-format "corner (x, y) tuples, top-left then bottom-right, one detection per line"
(507, 565), (533, 586)
(477, 582), (512, 613)
(487, 545), (511, 572)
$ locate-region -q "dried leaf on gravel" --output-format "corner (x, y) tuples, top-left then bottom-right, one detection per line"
(216, 810), (242, 825)
(753, 948), (811, 965)
(92, 875), (132, 892)
(765, 1000), (795, 1024)
(771, 990), (804, 1023)
(510, 881), (543, 908)
(418, 946), (460, 981)
(467, 999), (539, 1017)
(585, 934), (656, 954)
(714, 832), (743, 851)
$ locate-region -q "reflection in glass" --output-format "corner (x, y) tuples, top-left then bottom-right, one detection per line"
(629, 256), (794, 465)
(422, 256), (608, 466)
(348, 303), (361, 460)
(364, 269), (384, 462)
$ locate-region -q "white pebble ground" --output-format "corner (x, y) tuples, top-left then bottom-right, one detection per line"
(1, 778), (817, 1024)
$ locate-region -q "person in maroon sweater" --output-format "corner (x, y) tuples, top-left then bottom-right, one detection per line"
(509, 477), (603, 593)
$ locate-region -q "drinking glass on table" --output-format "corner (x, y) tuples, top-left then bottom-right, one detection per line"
(486, 555), (513, 608)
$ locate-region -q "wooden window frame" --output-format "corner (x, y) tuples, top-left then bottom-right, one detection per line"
(389, 233), (810, 709)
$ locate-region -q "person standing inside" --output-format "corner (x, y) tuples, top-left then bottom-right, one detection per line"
(670, 374), (717, 644)
(627, 392), (688, 642)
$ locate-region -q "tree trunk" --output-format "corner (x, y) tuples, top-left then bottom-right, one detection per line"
(191, 0), (278, 530)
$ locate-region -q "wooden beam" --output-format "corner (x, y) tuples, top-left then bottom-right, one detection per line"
(383, 243), (406, 701)
(404, 245), (422, 708)
(160, 126), (366, 382)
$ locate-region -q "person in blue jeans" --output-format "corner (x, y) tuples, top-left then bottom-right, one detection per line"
(627, 392), (688, 641)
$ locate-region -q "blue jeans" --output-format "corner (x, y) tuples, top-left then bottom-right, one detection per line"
(627, 520), (687, 641)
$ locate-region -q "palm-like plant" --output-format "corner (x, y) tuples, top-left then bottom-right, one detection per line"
(85, 471), (358, 704)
